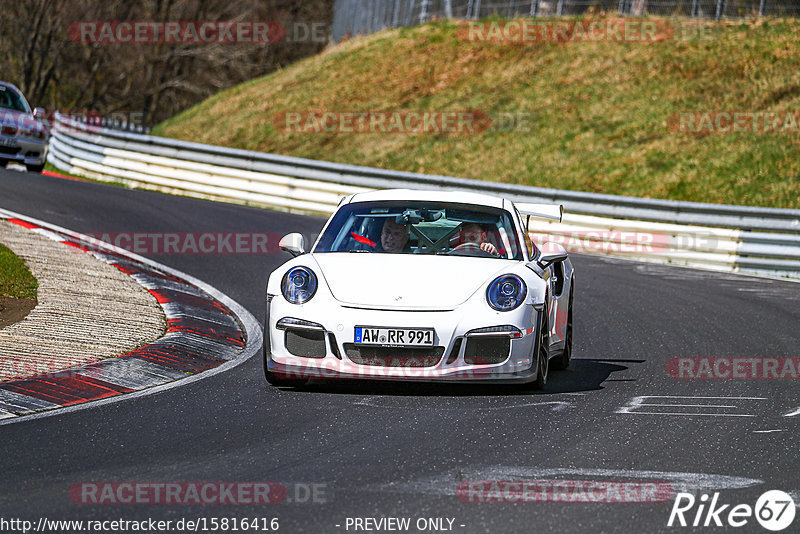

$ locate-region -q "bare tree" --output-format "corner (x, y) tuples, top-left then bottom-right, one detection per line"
(0, 0), (333, 124)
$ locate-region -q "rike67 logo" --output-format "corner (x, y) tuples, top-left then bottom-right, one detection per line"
(668, 490), (795, 531)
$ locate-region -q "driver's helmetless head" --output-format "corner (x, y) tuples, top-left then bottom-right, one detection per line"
(461, 223), (487, 244)
(381, 218), (409, 252)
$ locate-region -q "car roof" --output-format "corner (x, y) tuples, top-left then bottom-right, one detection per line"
(346, 189), (508, 210)
(0, 81), (23, 93)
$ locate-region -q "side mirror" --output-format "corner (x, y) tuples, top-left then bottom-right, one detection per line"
(537, 242), (568, 269)
(279, 233), (305, 257)
(33, 107), (45, 119)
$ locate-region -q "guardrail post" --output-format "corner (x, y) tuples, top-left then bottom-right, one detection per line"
(715, 0), (725, 20)
(691, 0), (699, 17)
(758, 0), (767, 16)
(530, 0), (540, 16)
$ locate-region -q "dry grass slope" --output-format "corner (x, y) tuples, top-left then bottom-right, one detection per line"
(154, 17), (800, 208)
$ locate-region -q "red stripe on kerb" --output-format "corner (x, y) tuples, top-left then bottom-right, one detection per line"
(7, 218), (39, 229)
(3, 375), (133, 406)
(148, 289), (170, 304)
(42, 170), (89, 182)
(63, 241), (89, 252)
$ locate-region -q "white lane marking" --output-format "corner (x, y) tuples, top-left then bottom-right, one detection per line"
(0, 409), (16, 420)
(617, 395), (765, 417)
(0, 208), (261, 427)
(367, 467), (764, 496)
(753, 429), (787, 433)
(784, 407), (800, 417)
(622, 412), (756, 417)
(637, 396), (768, 399)
(641, 404), (739, 408)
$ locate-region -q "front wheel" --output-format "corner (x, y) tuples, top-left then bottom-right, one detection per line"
(532, 311), (549, 390)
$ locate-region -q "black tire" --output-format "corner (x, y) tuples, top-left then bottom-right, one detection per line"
(262, 310), (308, 388)
(552, 281), (574, 371)
(532, 310), (549, 390)
(0, 159), (9, 168)
(26, 163), (45, 173)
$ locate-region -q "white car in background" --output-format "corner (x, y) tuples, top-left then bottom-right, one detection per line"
(0, 81), (49, 173)
(264, 189), (575, 389)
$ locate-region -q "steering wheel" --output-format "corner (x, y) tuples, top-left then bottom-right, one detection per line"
(449, 242), (496, 257)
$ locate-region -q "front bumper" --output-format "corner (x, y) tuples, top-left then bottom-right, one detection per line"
(0, 135), (48, 165)
(267, 296), (541, 383)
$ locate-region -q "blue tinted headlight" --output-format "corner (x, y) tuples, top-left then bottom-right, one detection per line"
(281, 266), (318, 304)
(486, 274), (526, 311)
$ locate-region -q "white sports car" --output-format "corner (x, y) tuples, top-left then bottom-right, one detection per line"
(264, 189), (574, 388)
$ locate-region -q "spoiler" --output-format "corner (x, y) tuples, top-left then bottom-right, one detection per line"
(515, 202), (563, 223)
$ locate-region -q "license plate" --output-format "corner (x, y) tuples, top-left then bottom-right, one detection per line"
(354, 326), (434, 347)
(0, 137), (17, 147)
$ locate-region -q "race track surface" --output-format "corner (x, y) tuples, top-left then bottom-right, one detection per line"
(1, 168), (798, 533)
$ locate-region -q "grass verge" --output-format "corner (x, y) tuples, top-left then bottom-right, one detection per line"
(153, 16), (800, 208)
(0, 242), (38, 299)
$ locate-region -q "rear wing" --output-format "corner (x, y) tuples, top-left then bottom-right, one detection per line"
(515, 202), (563, 223)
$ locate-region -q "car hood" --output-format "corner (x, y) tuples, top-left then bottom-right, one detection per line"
(312, 253), (513, 310)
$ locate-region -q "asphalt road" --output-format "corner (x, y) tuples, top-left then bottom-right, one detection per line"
(1, 167), (799, 534)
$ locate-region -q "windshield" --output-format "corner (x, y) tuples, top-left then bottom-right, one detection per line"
(0, 85), (31, 113)
(314, 201), (523, 260)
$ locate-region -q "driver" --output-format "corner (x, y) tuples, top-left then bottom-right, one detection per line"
(460, 223), (499, 256)
(380, 218), (410, 253)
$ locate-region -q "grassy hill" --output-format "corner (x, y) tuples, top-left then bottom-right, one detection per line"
(153, 16), (800, 208)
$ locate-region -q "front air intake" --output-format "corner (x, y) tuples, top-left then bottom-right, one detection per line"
(285, 329), (326, 358)
(344, 344), (444, 367)
(463, 336), (511, 365)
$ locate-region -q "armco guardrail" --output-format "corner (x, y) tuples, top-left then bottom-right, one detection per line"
(48, 112), (800, 280)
